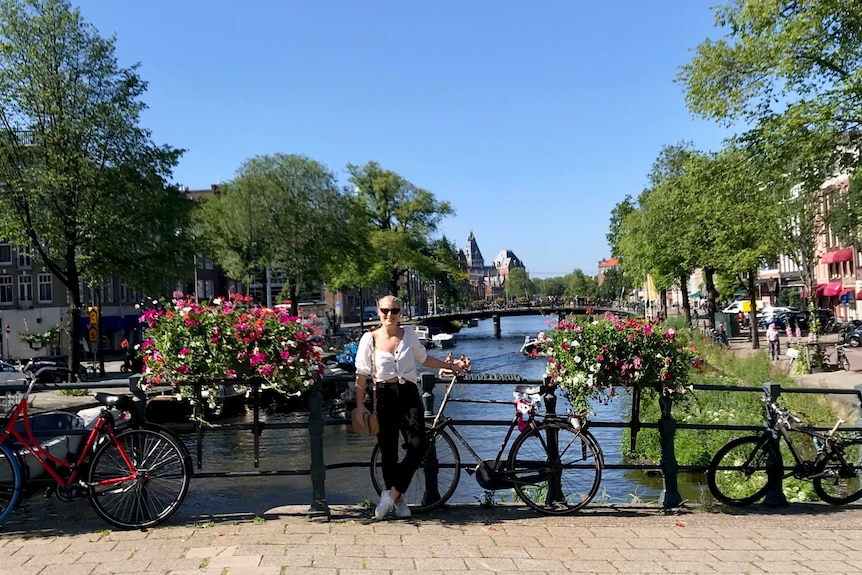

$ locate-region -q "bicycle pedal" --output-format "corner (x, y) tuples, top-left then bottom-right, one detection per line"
(43, 485), (56, 499)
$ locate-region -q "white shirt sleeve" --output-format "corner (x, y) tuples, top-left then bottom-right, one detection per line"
(404, 325), (428, 365)
(353, 332), (375, 377)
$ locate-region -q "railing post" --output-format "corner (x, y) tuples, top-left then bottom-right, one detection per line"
(307, 377), (330, 521)
(127, 373), (147, 423)
(762, 382), (788, 506)
(541, 373), (565, 503)
(630, 386), (641, 453)
(658, 392), (682, 508)
(541, 373), (556, 416)
(421, 373), (436, 418)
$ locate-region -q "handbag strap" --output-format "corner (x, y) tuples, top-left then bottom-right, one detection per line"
(370, 330), (378, 416)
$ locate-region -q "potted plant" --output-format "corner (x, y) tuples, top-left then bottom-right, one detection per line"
(139, 292), (324, 411)
(20, 326), (62, 351)
(547, 312), (702, 417)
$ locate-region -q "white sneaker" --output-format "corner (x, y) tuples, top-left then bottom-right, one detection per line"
(374, 491), (394, 520)
(394, 496), (411, 518)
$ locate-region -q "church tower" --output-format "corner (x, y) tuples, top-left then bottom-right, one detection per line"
(464, 232), (484, 269)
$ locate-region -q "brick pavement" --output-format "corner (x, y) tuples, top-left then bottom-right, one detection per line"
(2, 503), (862, 574)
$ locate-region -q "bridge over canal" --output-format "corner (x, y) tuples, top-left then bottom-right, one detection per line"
(416, 305), (634, 338)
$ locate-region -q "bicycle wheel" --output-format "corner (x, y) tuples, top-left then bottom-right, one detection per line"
(136, 422), (194, 475)
(0, 444), (22, 524)
(370, 425), (460, 513)
(508, 421), (601, 515)
(839, 354), (851, 371)
(813, 446), (862, 505)
(87, 428), (190, 529)
(707, 436), (779, 506)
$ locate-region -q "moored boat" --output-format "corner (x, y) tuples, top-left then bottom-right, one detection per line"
(414, 325), (434, 348)
(432, 332), (456, 348)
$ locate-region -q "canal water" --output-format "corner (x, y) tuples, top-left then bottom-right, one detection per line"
(174, 315), (709, 519)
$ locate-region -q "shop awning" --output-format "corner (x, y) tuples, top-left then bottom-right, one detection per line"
(822, 247), (854, 264)
(814, 284), (827, 297)
(823, 281), (844, 296)
(689, 291), (702, 298)
(733, 288), (747, 296)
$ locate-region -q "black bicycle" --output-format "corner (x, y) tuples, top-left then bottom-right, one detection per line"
(369, 376), (604, 515)
(707, 388), (862, 506)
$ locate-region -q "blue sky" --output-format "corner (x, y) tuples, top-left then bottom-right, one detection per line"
(77, 0), (733, 279)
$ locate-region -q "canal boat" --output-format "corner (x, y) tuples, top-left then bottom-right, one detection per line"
(432, 332), (456, 348)
(414, 325), (434, 348)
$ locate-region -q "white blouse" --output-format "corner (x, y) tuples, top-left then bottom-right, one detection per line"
(354, 326), (428, 384)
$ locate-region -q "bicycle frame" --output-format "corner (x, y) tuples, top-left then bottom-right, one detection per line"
(429, 376), (569, 486)
(0, 382), (138, 491)
(763, 397), (846, 478)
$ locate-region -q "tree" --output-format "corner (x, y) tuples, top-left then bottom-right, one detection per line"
(678, 0), (862, 140)
(563, 269), (597, 299)
(0, 0), (192, 375)
(195, 154), (357, 315)
(596, 267), (631, 303)
(346, 161), (455, 294)
(505, 267), (533, 302)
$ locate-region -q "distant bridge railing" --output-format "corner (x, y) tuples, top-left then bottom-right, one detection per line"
(418, 305), (635, 327)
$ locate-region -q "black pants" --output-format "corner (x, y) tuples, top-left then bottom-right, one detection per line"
(376, 382), (426, 494)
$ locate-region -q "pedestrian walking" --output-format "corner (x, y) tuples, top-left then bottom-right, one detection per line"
(767, 321), (780, 360)
(353, 295), (468, 520)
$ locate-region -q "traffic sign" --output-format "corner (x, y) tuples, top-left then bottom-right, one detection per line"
(87, 306), (99, 342)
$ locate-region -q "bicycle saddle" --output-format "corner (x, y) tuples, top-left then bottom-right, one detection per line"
(94, 392), (135, 412)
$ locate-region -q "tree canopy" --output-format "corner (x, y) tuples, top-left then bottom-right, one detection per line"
(346, 161), (455, 294)
(194, 153), (360, 313)
(0, 0), (192, 371)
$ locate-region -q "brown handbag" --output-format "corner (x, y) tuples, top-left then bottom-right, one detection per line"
(351, 332), (380, 436)
(351, 388), (379, 436)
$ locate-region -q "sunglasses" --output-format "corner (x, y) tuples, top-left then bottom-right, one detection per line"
(379, 308), (401, 315)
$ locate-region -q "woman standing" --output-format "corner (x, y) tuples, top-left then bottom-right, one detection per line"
(353, 295), (468, 520)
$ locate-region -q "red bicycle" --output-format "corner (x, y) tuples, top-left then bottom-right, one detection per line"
(0, 378), (191, 529)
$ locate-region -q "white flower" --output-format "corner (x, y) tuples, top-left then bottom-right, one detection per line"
(574, 355), (582, 363)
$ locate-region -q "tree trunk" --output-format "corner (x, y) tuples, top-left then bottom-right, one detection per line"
(679, 274), (691, 325)
(704, 266), (718, 329)
(660, 288), (668, 320)
(748, 271), (760, 349)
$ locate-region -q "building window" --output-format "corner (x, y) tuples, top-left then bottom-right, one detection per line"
(104, 279), (114, 303)
(38, 273), (52, 303)
(18, 275), (32, 302)
(0, 244), (10, 265)
(17, 247), (30, 269)
(0, 276), (11, 304)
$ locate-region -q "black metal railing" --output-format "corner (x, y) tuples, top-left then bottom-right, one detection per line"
(7, 371), (861, 520)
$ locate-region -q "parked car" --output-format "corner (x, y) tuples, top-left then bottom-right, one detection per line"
(842, 322), (862, 346)
(0, 360), (30, 387)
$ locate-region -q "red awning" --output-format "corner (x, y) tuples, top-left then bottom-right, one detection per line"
(814, 284), (826, 297)
(823, 281), (844, 296)
(856, 289), (862, 300)
(822, 247), (854, 264)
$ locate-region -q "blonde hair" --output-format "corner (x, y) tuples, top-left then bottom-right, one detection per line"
(377, 295), (402, 306)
